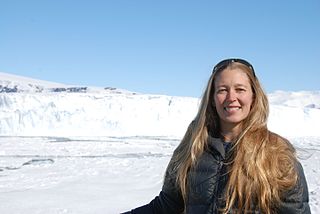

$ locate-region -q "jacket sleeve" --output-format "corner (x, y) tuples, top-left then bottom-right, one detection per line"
(126, 190), (184, 214)
(277, 161), (311, 214)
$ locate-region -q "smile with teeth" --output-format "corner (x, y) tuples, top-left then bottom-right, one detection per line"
(224, 106), (241, 112)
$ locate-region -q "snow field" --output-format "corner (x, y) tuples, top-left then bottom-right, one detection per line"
(0, 136), (319, 214)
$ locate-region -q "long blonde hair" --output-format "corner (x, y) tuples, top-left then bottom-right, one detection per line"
(169, 61), (298, 213)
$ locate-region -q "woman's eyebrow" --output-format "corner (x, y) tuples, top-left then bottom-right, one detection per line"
(216, 83), (249, 88)
(234, 83), (250, 88)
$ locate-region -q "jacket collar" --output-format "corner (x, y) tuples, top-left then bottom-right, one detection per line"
(207, 135), (228, 159)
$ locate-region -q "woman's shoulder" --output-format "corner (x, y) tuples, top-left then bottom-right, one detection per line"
(268, 131), (288, 142)
(268, 131), (296, 152)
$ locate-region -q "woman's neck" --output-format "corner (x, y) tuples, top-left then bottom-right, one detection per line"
(220, 124), (241, 142)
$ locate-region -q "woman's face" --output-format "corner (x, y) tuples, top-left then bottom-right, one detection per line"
(213, 68), (254, 130)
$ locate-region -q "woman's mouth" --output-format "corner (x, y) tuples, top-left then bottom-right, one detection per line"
(224, 106), (241, 113)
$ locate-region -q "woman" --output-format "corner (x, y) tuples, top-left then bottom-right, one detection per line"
(123, 58), (310, 213)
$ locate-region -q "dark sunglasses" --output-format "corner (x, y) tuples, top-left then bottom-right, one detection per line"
(212, 58), (256, 77)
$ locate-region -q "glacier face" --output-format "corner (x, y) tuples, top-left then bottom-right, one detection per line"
(0, 91), (199, 137)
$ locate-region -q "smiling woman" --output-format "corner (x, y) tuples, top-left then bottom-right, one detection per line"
(123, 58), (311, 214)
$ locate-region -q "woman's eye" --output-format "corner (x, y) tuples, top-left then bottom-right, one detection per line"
(217, 89), (227, 93)
(236, 88), (246, 92)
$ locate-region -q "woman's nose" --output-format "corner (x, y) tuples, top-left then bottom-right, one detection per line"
(226, 90), (237, 102)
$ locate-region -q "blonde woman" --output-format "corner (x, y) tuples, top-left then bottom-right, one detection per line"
(123, 58), (310, 214)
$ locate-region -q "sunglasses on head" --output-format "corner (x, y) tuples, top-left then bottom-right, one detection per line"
(212, 58), (256, 77)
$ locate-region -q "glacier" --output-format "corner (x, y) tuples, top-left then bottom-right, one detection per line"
(0, 92), (199, 137)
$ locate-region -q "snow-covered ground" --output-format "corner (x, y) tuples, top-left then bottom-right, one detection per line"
(0, 136), (319, 213)
(0, 72), (319, 213)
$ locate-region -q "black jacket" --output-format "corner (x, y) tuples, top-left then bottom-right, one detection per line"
(124, 136), (311, 214)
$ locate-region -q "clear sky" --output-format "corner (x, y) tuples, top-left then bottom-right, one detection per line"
(1, 0), (319, 97)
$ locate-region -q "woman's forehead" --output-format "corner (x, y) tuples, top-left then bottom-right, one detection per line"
(214, 68), (251, 84)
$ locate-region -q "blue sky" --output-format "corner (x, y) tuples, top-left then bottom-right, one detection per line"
(1, 0), (319, 97)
